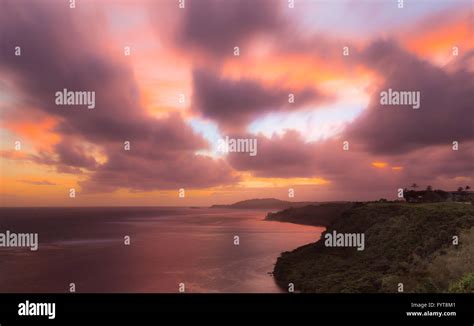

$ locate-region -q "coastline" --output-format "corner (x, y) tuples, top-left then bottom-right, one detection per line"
(270, 202), (474, 293)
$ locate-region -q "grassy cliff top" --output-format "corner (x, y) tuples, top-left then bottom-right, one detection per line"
(273, 202), (474, 293)
(265, 202), (353, 227)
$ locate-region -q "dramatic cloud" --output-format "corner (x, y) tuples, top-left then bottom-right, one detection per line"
(227, 129), (473, 197)
(54, 140), (98, 170)
(176, 0), (284, 57)
(1, 0), (472, 204)
(0, 1), (237, 192)
(227, 131), (318, 178)
(345, 40), (474, 154)
(192, 69), (331, 131)
(0, 1), (143, 142)
(19, 180), (57, 186)
(81, 150), (237, 192)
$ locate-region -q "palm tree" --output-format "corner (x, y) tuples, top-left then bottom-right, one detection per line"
(457, 186), (464, 192)
(466, 185), (471, 191)
(411, 183), (418, 190)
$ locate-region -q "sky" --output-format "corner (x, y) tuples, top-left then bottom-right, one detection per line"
(0, 0), (473, 206)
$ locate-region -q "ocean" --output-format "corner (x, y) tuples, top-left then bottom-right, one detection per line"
(0, 207), (323, 293)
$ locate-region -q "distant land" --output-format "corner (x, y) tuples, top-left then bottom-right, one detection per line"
(210, 198), (316, 210)
(273, 202), (474, 293)
(265, 202), (353, 227)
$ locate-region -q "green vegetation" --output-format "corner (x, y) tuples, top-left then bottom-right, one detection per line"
(265, 202), (353, 227)
(403, 184), (473, 203)
(449, 273), (474, 293)
(427, 226), (474, 293)
(273, 202), (474, 293)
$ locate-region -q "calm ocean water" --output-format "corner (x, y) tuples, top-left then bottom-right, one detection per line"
(0, 207), (323, 293)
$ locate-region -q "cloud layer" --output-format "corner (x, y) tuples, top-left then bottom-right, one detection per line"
(0, 0), (472, 203)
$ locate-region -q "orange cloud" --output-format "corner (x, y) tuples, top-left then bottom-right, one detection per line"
(402, 11), (473, 60)
(0, 150), (28, 160)
(371, 162), (404, 171)
(238, 172), (330, 188)
(371, 161), (388, 168)
(221, 53), (374, 89)
(4, 117), (60, 151)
